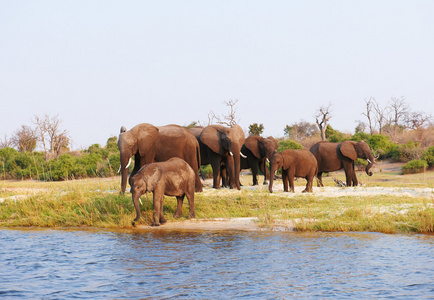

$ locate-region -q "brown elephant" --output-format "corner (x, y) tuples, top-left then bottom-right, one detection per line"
(268, 149), (317, 193)
(190, 125), (245, 190)
(241, 135), (278, 186)
(309, 140), (374, 187)
(118, 123), (202, 193)
(129, 158), (195, 226)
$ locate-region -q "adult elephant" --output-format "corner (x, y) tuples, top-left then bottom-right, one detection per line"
(190, 125), (245, 190)
(118, 123), (202, 193)
(309, 140), (374, 187)
(240, 135), (278, 185)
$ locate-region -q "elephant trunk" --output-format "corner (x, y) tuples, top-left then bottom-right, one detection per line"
(365, 160), (374, 176)
(120, 155), (131, 193)
(268, 163), (277, 193)
(365, 151), (374, 177)
(229, 145), (242, 190)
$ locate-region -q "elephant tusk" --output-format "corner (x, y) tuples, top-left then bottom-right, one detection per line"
(367, 159), (372, 164)
(125, 158), (132, 169)
(240, 151), (247, 158)
(266, 158), (270, 163)
(117, 165), (121, 173)
(229, 151), (233, 156)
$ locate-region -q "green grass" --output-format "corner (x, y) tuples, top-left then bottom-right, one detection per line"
(1, 167), (433, 233)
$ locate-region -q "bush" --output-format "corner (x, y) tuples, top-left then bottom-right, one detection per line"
(422, 146), (434, 168)
(351, 132), (370, 143)
(277, 139), (303, 152)
(389, 141), (424, 162)
(368, 135), (395, 158)
(402, 159), (428, 175)
(355, 158), (368, 171)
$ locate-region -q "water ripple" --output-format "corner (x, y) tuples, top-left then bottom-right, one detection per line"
(1, 229), (433, 298)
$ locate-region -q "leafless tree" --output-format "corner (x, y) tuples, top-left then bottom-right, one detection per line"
(354, 120), (367, 134)
(315, 103), (333, 141)
(385, 97), (409, 138)
(372, 99), (389, 135)
(216, 99), (240, 126)
(33, 114), (70, 160)
(11, 125), (37, 152)
(0, 134), (13, 148)
(406, 111), (433, 130)
(361, 97), (375, 135)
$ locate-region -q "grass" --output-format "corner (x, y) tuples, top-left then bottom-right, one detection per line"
(1, 165), (433, 234)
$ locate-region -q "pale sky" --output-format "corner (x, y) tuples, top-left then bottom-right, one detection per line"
(1, 1), (433, 149)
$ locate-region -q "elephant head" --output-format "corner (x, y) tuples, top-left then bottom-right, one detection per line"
(200, 124), (245, 189)
(339, 141), (374, 176)
(244, 136), (278, 161)
(268, 151), (288, 193)
(118, 123), (159, 193)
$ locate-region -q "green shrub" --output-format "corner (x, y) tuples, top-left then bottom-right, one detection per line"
(402, 159), (428, 175)
(277, 139), (303, 152)
(389, 141), (424, 162)
(368, 135), (395, 158)
(355, 158), (368, 171)
(200, 164), (213, 179)
(351, 132), (370, 142)
(422, 146), (434, 168)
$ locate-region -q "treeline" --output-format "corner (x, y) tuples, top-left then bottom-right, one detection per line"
(0, 137), (120, 181)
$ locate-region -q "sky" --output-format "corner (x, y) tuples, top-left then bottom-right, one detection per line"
(1, 1), (434, 150)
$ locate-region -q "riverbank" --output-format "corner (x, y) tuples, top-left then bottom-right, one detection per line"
(1, 161), (433, 233)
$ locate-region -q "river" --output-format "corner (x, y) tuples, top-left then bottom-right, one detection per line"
(1, 229), (433, 299)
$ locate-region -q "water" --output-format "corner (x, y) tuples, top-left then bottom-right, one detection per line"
(1, 229), (433, 299)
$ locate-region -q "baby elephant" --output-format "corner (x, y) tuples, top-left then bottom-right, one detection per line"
(268, 149), (318, 193)
(129, 158), (196, 226)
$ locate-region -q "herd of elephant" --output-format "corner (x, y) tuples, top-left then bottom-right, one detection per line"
(118, 123), (375, 226)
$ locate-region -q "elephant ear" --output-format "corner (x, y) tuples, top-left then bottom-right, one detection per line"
(200, 125), (226, 154)
(244, 136), (261, 159)
(133, 123), (159, 157)
(144, 165), (162, 192)
(339, 141), (357, 161)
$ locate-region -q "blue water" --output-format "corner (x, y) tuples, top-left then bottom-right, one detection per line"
(1, 229), (433, 299)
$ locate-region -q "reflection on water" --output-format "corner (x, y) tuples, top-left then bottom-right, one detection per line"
(1, 229), (433, 299)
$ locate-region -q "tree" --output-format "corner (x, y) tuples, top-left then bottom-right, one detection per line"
(406, 111), (432, 130)
(315, 103), (332, 141)
(372, 99), (388, 135)
(284, 120), (318, 140)
(248, 123), (264, 135)
(33, 114), (70, 161)
(362, 97), (375, 135)
(216, 99), (239, 126)
(11, 125), (37, 152)
(0, 134), (13, 149)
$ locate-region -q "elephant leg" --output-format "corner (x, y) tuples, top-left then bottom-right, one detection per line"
(317, 172), (324, 187)
(303, 175), (314, 193)
(343, 162), (355, 187)
(159, 196), (167, 224)
(251, 161), (259, 186)
(282, 171), (289, 192)
(260, 159), (269, 185)
(151, 192), (161, 226)
(289, 168), (296, 192)
(186, 191), (195, 219)
(174, 195), (184, 219)
(211, 158), (222, 189)
(132, 192), (142, 224)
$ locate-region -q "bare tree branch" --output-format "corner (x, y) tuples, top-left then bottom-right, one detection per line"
(315, 103), (333, 141)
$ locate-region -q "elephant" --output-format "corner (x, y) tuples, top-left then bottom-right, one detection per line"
(268, 149), (317, 193)
(189, 124), (245, 190)
(240, 135), (278, 185)
(309, 140), (374, 187)
(129, 158), (195, 226)
(118, 123), (202, 193)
